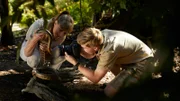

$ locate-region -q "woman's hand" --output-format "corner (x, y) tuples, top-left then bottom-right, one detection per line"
(33, 31), (49, 52)
(24, 32), (45, 57)
(39, 43), (48, 51)
(32, 31), (45, 42)
(64, 52), (77, 66)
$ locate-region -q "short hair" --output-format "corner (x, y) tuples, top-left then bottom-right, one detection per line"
(56, 11), (74, 33)
(77, 28), (103, 47)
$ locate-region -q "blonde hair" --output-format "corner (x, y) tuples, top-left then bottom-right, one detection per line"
(47, 11), (74, 33)
(77, 28), (103, 47)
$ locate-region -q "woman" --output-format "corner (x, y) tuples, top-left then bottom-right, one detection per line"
(20, 11), (74, 70)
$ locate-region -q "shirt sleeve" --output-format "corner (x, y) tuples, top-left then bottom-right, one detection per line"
(97, 50), (118, 70)
(25, 18), (44, 40)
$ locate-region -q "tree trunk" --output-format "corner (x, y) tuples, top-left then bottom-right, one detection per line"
(0, 0), (14, 47)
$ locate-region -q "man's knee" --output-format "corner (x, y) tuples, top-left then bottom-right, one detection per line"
(104, 84), (118, 98)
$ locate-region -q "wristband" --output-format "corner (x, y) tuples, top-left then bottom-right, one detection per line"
(74, 62), (80, 70)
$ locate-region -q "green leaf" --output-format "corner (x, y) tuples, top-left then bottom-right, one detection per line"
(10, 0), (27, 12)
(46, 0), (55, 6)
(12, 9), (23, 24)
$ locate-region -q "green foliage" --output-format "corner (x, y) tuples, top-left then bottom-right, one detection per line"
(69, 0), (93, 24)
(7, 0), (177, 40)
(10, 0), (27, 13)
(9, 0), (56, 27)
(12, 9), (23, 23)
(7, 0), (95, 32)
(52, 0), (93, 25)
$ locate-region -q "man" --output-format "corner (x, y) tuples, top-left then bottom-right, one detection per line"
(65, 27), (154, 98)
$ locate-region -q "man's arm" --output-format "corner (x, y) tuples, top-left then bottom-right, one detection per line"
(65, 52), (108, 84)
(78, 64), (108, 83)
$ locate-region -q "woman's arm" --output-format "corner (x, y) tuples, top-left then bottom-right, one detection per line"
(24, 33), (44, 57)
(23, 18), (45, 57)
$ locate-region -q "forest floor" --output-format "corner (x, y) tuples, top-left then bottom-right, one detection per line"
(0, 33), (180, 101)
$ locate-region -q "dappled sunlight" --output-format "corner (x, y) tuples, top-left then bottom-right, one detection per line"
(173, 47), (180, 73)
(0, 69), (24, 76)
(63, 71), (115, 92)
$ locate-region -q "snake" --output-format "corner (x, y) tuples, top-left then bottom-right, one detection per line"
(32, 29), (60, 80)
(37, 29), (52, 55)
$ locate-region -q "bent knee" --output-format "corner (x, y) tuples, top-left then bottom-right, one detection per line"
(104, 85), (118, 98)
(26, 56), (40, 68)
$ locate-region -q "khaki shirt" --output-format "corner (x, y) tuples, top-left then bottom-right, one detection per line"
(97, 29), (154, 70)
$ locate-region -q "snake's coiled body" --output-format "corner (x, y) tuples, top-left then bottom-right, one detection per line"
(37, 29), (52, 65)
(32, 29), (60, 80)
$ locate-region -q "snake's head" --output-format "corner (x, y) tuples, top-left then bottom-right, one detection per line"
(37, 29), (53, 54)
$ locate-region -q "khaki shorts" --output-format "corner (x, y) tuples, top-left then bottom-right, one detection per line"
(109, 57), (153, 91)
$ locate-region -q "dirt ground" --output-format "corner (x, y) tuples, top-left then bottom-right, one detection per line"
(0, 36), (180, 101)
(0, 45), (114, 101)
